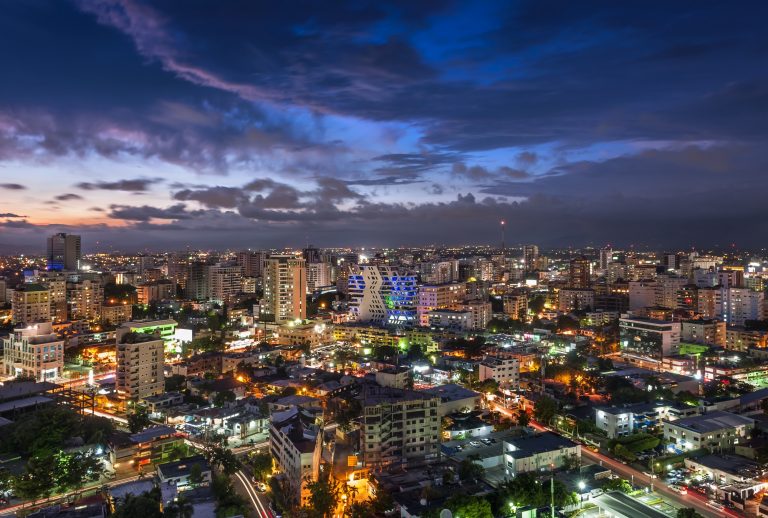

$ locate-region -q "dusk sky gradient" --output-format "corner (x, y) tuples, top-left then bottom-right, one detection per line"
(0, 0), (766, 252)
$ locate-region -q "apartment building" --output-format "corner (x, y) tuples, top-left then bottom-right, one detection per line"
(67, 278), (104, 321)
(2, 321), (64, 381)
(417, 283), (465, 326)
(12, 284), (51, 325)
(619, 317), (681, 359)
(116, 330), (165, 400)
(269, 407), (321, 506)
(362, 385), (441, 469)
(681, 319), (726, 347)
(264, 255), (307, 323)
(478, 356), (520, 388)
(557, 288), (595, 312)
(502, 293), (527, 320)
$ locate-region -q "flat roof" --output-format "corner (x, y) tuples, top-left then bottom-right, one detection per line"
(506, 432), (578, 457)
(130, 425), (177, 443)
(420, 383), (480, 403)
(667, 410), (754, 433)
(157, 455), (210, 479)
(0, 396), (53, 414)
(0, 381), (58, 402)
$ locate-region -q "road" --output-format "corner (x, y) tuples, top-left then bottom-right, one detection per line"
(233, 470), (274, 518)
(487, 401), (730, 518)
(580, 445), (731, 518)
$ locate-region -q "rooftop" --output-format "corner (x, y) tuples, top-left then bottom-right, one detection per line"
(506, 432), (579, 457)
(667, 410), (754, 433)
(420, 383), (480, 403)
(157, 455), (211, 480)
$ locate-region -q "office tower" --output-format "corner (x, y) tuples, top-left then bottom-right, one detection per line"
(361, 385), (441, 469)
(568, 256), (591, 288)
(67, 278), (104, 321)
(418, 260), (459, 284)
(2, 322), (63, 381)
(185, 261), (210, 300)
(206, 264), (243, 305)
(619, 317), (681, 359)
(348, 265), (417, 326)
(523, 245), (539, 272)
(12, 284), (51, 325)
(116, 325), (165, 400)
(306, 262), (331, 292)
(264, 255), (307, 323)
(599, 247), (613, 271)
(46, 233), (81, 271)
(417, 283), (465, 326)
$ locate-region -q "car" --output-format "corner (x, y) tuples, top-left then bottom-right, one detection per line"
(669, 485), (684, 494)
(707, 501), (724, 510)
(469, 441), (481, 447)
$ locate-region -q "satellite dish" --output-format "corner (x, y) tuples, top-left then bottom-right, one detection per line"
(440, 510), (453, 518)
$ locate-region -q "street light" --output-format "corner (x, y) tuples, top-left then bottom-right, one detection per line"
(578, 481), (586, 509)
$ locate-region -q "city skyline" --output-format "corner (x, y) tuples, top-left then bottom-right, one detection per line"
(1, 1), (767, 251)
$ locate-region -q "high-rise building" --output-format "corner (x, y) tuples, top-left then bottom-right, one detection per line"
(67, 278), (104, 321)
(523, 245), (539, 272)
(236, 250), (267, 277)
(503, 293), (528, 320)
(568, 256), (591, 288)
(2, 322), (63, 381)
(348, 265), (417, 326)
(12, 284), (51, 325)
(721, 288), (763, 327)
(306, 262), (331, 292)
(116, 326), (165, 400)
(599, 247), (613, 271)
(417, 283), (465, 326)
(361, 385), (441, 469)
(207, 264), (243, 305)
(264, 255), (307, 323)
(36, 271), (68, 322)
(302, 245), (323, 264)
(185, 262), (210, 300)
(46, 233), (81, 271)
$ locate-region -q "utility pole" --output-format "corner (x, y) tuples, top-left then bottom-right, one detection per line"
(550, 464), (555, 518)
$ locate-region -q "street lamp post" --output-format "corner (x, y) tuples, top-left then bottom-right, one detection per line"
(578, 481), (586, 509)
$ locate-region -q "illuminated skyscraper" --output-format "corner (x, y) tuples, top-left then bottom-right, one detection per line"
(348, 265), (417, 326)
(46, 233), (81, 271)
(264, 255), (307, 323)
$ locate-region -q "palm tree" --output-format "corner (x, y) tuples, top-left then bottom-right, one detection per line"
(165, 496), (194, 518)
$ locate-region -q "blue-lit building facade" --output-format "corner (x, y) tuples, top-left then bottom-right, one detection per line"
(348, 265), (417, 327)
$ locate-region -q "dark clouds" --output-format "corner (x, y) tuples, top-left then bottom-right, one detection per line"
(0, 0), (766, 250)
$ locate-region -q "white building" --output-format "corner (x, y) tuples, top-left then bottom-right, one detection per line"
(206, 264), (243, 305)
(628, 281), (656, 311)
(427, 309), (472, 330)
(2, 322), (64, 381)
(269, 407), (321, 506)
(619, 317), (681, 359)
(594, 402), (700, 438)
(306, 262), (332, 292)
(479, 356), (520, 388)
(663, 411), (754, 452)
(459, 299), (493, 329)
(348, 265), (417, 326)
(503, 432), (580, 476)
(721, 288), (763, 327)
(417, 283), (464, 326)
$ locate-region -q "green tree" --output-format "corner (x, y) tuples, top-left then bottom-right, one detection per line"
(12, 454), (56, 500)
(677, 508), (704, 518)
(458, 456), (485, 481)
(127, 405), (152, 434)
(249, 452), (273, 482)
(213, 389), (236, 407)
(602, 478), (633, 493)
(113, 492), (164, 518)
(53, 450), (104, 493)
(477, 378), (500, 394)
(207, 446), (240, 476)
(533, 396), (558, 425)
(165, 496), (194, 518)
(304, 469), (341, 518)
(212, 473), (248, 518)
(517, 411), (530, 427)
(441, 494), (493, 518)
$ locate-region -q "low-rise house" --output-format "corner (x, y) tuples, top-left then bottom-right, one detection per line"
(156, 455), (213, 490)
(107, 425), (185, 471)
(594, 401), (700, 438)
(663, 410), (754, 452)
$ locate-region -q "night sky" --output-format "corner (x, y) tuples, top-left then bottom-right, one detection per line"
(1, 1), (766, 252)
